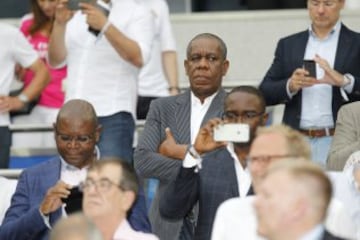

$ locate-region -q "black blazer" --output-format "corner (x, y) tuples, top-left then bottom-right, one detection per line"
(323, 229), (348, 240)
(259, 24), (360, 130)
(160, 148), (254, 240)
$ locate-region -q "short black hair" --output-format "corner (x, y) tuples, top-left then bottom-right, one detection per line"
(228, 85), (266, 112)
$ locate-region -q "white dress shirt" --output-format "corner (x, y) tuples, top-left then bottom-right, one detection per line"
(62, 0), (154, 118)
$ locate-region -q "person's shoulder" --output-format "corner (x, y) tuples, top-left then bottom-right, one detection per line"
(279, 30), (308, 43)
(220, 196), (255, 210)
(152, 92), (188, 106)
(19, 13), (34, 33)
(21, 157), (60, 176)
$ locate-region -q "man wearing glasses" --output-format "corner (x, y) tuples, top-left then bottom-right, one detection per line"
(81, 159), (158, 239)
(211, 125), (356, 239)
(0, 99), (150, 240)
(259, 0), (360, 167)
(159, 86), (268, 240)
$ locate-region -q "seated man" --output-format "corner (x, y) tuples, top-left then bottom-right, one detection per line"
(82, 159), (158, 240)
(0, 99), (150, 240)
(211, 125), (356, 240)
(50, 213), (103, 240)
(160, 86), (268, 240)
(254, 160), (345, 240)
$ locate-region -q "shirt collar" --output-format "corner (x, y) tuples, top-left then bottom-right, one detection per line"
(190, 90), (219, 107)
(299, 224), (324, 240)
(308, 21), (341, 40)
(60, 145), (101, 171)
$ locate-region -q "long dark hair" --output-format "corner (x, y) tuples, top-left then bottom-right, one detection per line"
(29, 0), (54, 35)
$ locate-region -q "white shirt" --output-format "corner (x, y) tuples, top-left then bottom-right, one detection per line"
(113, 219), (159, 240)
(190, 91), (218, 143)
(0, 177), (17, 225)
(211, 196), (355, 240)
(63, 0), (154, 118)
(299, 224), (324, 240)
(138, 0), (176, 97)
(301, 22), (340, 129)
(0, 23), (38, 126)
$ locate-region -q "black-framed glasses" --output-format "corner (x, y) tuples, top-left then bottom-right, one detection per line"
(222, 111), (264, 122)
(55, 131), (95, 145)
(79, 178), (123, 193)
(246, 155), (296, 166)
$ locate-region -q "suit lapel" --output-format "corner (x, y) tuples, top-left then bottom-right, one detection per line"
(334, 24), (352, 71)
(221, 150), (240, 197)
(201, 88), (227, 126)
(47, 158), (63, 226)
(293, 31), (309, 68)
(174, 90), (191, 143)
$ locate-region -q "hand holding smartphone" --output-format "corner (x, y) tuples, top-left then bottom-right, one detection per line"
(213, 124), (250, 143)
(303, 60), (317, 78)
(61, 186), (83, 214)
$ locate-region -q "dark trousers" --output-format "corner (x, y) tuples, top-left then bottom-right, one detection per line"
(136, 96), (158, 120)
(0, 126), (11, 168)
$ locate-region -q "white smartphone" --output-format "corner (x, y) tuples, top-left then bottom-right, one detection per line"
(213, 123), (250, 143)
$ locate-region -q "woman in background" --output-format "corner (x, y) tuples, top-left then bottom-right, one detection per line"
(12, 0), (66, 148)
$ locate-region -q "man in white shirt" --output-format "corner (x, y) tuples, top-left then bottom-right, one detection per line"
(159, 86), (269, 240)
(137, 0), (179, 120)
(49, 0), (154, 163)
(0, 23), (49, 168)
(254, 160), (345, 240)
(82, 159), (158, 240)
(211, 125), (356, 240)
(259, 0), (360, 167)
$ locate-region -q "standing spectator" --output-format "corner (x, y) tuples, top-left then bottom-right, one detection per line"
(259, 0), (360, 167)
(48, 0), (154, 163)
(82, 159), (158, 240)
(134, 33), (229, 240)
(12, 0), (67, 148)
(0, 23), (49, 168)
(137, 0), (179, 120)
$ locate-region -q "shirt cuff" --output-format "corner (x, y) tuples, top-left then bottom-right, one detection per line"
(39, 210), (52, 229)
(286, 78), (297, 99)
(343, 73), (355, 93)
(183, 152), (199, 168)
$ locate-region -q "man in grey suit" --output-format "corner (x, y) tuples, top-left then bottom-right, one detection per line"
(327, 102), (360, 170)
(159, 86), (268, 240)
(134, 33), (229, 240)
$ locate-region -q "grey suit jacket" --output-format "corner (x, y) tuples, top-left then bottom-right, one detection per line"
(327, 102), (360, 170)
(134, 89), (227, 240)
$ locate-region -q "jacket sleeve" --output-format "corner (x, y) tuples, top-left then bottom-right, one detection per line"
(134, 100), (182, 182)
(159, 167), (199, 220)
(0, 172), (49, 240)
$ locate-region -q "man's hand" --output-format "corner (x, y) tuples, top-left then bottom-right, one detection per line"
(315, 55), (347, 87)
(288, 68), (317, 93)
(54, 0), (75, 26)
(81, 3), (108, 31)
(158, 128), (187, 160)
(40, 181), (72, 215)
(0, 96), (25, 113)
(193, 118), (227, 155)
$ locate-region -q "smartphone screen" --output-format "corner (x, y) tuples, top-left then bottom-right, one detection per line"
(61, 186), (83, 214)
(303, 60), (317, 78)
(67, 0), (94, 10)
(213, 124), (250, 143)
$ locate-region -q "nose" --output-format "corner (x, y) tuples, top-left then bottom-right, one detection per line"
(66, 139), (80, 148)
(197, 57), (210, 68)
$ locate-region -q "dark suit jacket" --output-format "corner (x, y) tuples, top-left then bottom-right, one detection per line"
(259, 24), (360, 130)
(159, 148), (254, 240)
(134, 89), (227, 240)
(0, 157), (150, 240)
(323, 229), (347, 240)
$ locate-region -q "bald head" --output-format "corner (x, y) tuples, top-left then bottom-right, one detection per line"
(56, 99), (98, 127)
